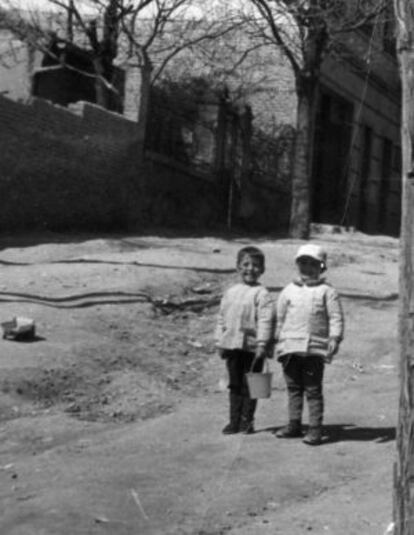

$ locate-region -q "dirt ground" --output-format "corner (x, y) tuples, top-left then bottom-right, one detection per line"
(0, 228), (399, 535)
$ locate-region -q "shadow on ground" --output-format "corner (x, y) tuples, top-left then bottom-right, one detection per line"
(322, 424), (396, 444)
(0, 228), (289, 251)
(259, 424), (395, 444)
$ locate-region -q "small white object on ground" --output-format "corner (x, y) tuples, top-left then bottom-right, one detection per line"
(384, 522), (395, 535)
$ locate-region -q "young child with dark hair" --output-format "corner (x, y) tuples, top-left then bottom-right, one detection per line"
(215, 246), (275, 435)
(274, 244), (344, 445)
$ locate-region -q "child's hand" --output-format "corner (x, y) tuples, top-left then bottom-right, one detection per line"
(255, 345), (266, 360)
(325, 338), (340, 363)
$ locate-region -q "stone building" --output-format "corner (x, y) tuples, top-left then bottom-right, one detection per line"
(211, 17), (401, 236)
(313, 22), (401, 236)
(0, 28), (38, 101)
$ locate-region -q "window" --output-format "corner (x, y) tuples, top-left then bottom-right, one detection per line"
(383, 10), (396, 57)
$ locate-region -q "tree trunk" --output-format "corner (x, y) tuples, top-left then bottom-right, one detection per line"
(88, 7), (118, 112)
(289, 79), (317, 239)
(393, 2), (414, 533)
(93, 57), (110, 110)
(67, 0), (74, 42)
(136, 59), (153, 159)
(288, 6), (326, 240)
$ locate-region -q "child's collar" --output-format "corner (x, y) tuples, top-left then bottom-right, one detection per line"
(293, 278), (326, 287)
(241, 281), (261, 287)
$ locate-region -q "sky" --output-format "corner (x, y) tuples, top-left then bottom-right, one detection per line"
(0, 0), (218, 18)
(1, 0), (202, 12)
(0, 0), (96, 14)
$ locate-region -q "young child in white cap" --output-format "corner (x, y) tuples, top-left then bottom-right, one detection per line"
(274, 244), (344, 445)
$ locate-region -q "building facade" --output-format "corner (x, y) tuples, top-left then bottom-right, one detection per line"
(313, 22), (401, 236)
(0, 28), (39, 101)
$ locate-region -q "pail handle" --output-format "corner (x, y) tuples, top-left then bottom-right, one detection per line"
(249, 356), (269, 373)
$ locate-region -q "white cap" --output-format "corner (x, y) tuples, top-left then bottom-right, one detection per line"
(295, 244), (327, 268)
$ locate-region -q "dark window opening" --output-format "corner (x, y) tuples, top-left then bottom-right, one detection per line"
(312, 91), (353, 226)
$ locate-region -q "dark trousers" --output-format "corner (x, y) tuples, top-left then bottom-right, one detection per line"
(224, 349), (263, 396)
(223, 349), (263, 425)
(281, 354), (325, 427)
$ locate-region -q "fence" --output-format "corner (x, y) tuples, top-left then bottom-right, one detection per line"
(147, 83), (294, 232)
(0, 90), (294, 233)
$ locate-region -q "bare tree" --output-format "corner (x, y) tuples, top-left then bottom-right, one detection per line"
(393, 1), (414, 533)
(1, 0), (241, 156)
(0, 0), (124, 108)
(54, 0), (122, 109)
(117, 0), (244, 154)
(239, 0), (388, 238)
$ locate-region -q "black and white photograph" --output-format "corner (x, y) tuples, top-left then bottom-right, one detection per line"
(0, 1), (407, 533)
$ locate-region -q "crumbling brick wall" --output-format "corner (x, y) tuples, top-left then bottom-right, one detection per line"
(0, 97), (136, 231)
(0, 96), (224, 232)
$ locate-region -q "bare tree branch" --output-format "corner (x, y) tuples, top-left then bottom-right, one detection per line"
(249, 0), (301, 74)
(151, 18), (245, 83)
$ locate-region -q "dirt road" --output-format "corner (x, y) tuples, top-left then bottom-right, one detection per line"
(0, 230), (398, 534)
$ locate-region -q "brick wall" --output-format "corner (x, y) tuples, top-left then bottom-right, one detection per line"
(0, 97), (133, 231)
(0, 95), (226, 233)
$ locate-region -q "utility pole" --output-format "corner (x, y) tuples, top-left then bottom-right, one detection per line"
(394, 1), (414, 533)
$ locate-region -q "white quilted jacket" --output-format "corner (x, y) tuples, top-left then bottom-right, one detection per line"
(215, 283), (275, 352)
(275, 279), (344, 359)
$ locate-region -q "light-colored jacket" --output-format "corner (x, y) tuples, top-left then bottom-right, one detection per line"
(275, 279), (344, 359)
(215, 283), (275, 352)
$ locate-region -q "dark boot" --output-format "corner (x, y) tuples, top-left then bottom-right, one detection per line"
(275, 419), (303, 438)
(302, 426), (323, 446)
(222, 393), (243, 434)
(239, 398), (257, 434)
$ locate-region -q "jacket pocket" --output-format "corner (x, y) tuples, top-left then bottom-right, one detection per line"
(309, 335), (329, 353)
